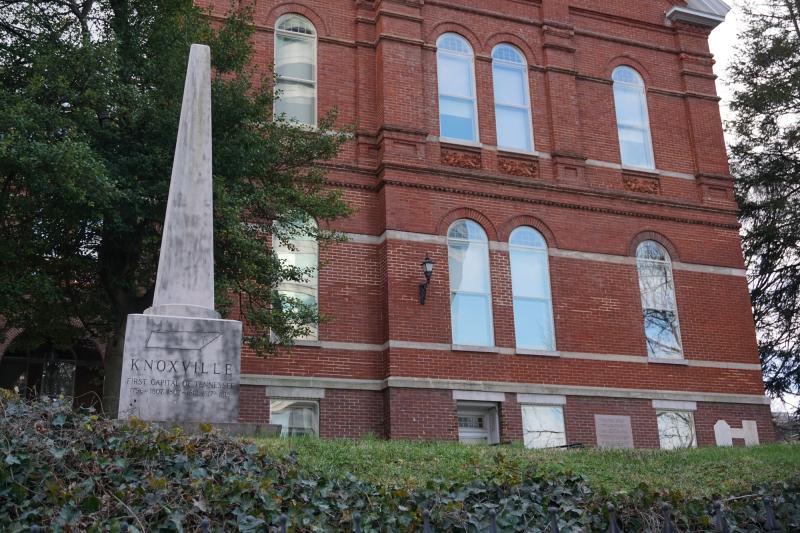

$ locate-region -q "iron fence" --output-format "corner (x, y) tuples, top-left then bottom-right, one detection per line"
(26, 495), (788, 532)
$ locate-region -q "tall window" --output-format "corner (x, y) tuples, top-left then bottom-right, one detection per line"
(274, 14), (317, 126)
(448, 220), (493, 346)
(437, 34), (479, 143)
(273, 219), (319, 340)
(509, 227), (555, 350)
(492, 45), (533, 152)
(612, 66), (654, 169)
(636, 240), (682, 358)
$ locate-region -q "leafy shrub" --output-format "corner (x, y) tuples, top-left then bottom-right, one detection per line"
(1, 395), (798, 531)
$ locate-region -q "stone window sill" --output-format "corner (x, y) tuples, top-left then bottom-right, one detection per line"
(647, 357), (688, 366)
(290, 339), (322, 348)
(516, 348), (560, 357)
(451, 344), (500, 353)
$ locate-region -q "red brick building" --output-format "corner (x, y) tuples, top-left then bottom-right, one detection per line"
(204, 0), (773, 448)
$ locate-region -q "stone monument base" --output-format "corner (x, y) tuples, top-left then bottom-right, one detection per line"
(118, 313), (241, 423)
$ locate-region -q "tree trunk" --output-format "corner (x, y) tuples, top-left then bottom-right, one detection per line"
(101, 319), (128, 418)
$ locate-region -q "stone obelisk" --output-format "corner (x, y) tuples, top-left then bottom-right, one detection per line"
(117, 44), (242, 423)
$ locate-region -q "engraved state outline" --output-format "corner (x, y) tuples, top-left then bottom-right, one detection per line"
(144, 329), (223, 351)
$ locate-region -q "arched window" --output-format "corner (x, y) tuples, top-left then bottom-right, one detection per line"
(492, 45), (533, 152)
(274, 14), (317, 126)
(612, 66), (654, 169)
(273, 218), (319, 340)
(509, 227), (554, 350)
(636, 240), (682, 358)
(448, 220), (493, 346)
(437, 34), (479, 143)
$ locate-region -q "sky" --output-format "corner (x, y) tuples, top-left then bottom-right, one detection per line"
(707, 2), (799, 413)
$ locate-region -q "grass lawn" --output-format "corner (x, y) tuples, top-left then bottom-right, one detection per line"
(254, 438), (800, 497)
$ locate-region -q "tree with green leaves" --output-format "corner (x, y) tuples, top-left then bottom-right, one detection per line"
(729, 0), (800, 407)
(0, 1), (351, 411)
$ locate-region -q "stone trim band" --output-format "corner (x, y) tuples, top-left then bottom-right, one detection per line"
(241, 374), (770, 406)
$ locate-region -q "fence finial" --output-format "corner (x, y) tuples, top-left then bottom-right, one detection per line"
(279, 513), (288, 533)
(712, 500), (730, 533)
(488, 509), (498, 533)
(353, 511), (362, 533)
(763, 496), (782, 532)
(661, 503), (675, 533)
(607, 503), (623, 533)
(422, 509), (432, 533)
(549, 505), (560, 533)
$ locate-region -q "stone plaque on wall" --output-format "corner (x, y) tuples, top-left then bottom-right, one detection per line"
(595, 414), (634, 449)
(118, 314), (241, 423)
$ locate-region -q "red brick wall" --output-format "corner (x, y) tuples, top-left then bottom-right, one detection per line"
(695, 402), (776, 446)
(239, 385), (268, 423)
(195, 0), (772, 443)
(565, 397), (661, 448)
(319, 389), (386, 439)
(387, 388), (458, 441)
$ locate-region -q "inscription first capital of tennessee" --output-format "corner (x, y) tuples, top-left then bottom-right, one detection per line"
(129, 357), (234, 376)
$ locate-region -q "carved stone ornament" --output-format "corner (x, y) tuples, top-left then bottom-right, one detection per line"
(441, 148), (482, 170)
(498, 157), (538, 178)
(623, 174), (660, 194)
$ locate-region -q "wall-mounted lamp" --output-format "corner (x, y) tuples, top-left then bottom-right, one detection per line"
(419, 255), (435, 305)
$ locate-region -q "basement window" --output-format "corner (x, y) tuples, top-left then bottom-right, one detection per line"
(270, 399), (319, 437)
(656, 410), (697, 450)
(521, 404), (566, 449)
(457, 402), (499, 445)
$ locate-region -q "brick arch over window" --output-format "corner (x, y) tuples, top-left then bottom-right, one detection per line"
(0, 326), (24, 363)
(498, 215), (557, 247)
(266, 3), (328, 37)
(436, 208), (498, 240)
(628, 230), (680, 260)
(605, 55), (653, 86)
(484, 33), (539, 65)
(427, 23), (482, 53)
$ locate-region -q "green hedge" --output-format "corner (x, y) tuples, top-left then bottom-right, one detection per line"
(1, 394), (798, 531)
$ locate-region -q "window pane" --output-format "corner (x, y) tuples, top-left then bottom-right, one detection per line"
(614, 86), (645, 126)
(451, 293), (492, 346)
(509, 227), (546, 248)
(275, 80), (314, 124)
(619, 126), (650, 167)
(495, 106), (532, 151)
(276, 35), (315, 81)
(493, 64), (526, 105)
(440, 96), (476, 141)
(522, 405), (566, 449)
(514, 298), (554, 350)
(448, 241), (489, 293)
(510, 248), (549, 298)
(270, 400), (319, 437)
(644, 309), (682, 357)
(637, 261), (675, 311)
(438, 54), (473, 98)
(657, 411), (696, 450)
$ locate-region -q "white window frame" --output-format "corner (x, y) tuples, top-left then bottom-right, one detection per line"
(612, 66), (655, 170)
(273, 218), (319, 341)
(520, 404), (567, 449)
(274, 14), (318, 127)
(436, 33), (480, 144)
(270, 399), (320, 437)
(492, 44), (534, 152)
(656, 409), (697, 450)
(636, 240), (683, 359)
(447, 219), (495, 347)
(509, 226), (555, 351)
(457, 401), (500, 445)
